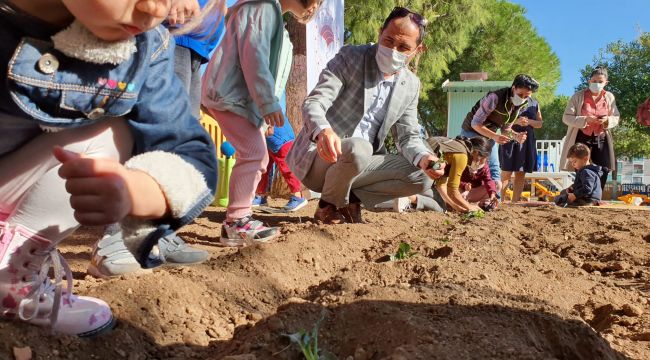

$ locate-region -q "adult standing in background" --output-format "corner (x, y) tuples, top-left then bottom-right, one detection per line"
(460, 74), (540, 196)
(560, 67), (620, 189)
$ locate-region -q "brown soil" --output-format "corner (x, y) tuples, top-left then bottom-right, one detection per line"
(1, 202), (649, 360)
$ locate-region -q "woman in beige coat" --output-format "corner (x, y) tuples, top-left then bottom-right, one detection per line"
(560, 68), (620, 188)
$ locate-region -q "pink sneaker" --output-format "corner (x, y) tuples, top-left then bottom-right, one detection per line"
(1, 223), (114, 336)
(219, 216), (279, 247)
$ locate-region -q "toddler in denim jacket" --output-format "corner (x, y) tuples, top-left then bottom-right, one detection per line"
(0, 0), (223, 336)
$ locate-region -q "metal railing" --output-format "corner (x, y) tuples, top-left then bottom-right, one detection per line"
(536, 140), (564, 173)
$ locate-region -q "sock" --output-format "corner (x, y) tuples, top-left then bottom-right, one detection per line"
(319, 199), (334, 209)
(349, 192), (361, 204)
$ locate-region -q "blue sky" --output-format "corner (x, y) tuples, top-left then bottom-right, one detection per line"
(509, 0), (650, 95)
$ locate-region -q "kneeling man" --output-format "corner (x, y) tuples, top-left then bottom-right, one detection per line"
(287, 7), (441, 223)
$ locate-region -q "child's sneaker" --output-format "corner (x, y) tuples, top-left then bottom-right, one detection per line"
(393, 197), (412, 213)
(252, 195), (268, 207)
(284, 195), (308, 212)
(220, 216), (278, 247)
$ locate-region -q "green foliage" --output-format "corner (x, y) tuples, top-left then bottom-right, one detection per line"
(536, 95), (570, 140)
(389, 242), (418, 261)
(577, 32), (650, 157)
(284, 316), (336, 360)
(345, 0), (491, 98)
(422, 0), (561, 133)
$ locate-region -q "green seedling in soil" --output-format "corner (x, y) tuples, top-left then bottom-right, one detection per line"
(443, 219), (452, 226)
(283, 316), (336, 360)
(461, 209), (485, 220)
(389, 242), (418, 261)
(439, 237), (451, 243)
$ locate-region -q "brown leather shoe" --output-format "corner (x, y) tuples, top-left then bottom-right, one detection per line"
(314, 203), (345, 224)
(339, 202), (365, 224)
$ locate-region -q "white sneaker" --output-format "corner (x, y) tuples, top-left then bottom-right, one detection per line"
(392, 197), (411, 213)
(87, 226), (152, 278)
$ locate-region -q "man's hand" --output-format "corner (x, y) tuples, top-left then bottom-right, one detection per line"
(462, 183), (472, 192)
(167, 0), (201, 26)
(419, 154), (445, 179)
(265, 126), (274, 137)
(316, 128), (342, 163)
(54, 147), (168, 225)
(263, 110), (284, 128)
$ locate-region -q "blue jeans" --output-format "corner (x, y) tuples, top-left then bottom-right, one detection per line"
(460, 128), (501, 181)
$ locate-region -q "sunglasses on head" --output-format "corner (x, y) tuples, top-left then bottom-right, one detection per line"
(390, 7), (428, 28)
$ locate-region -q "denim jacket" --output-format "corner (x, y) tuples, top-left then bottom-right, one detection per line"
(5, 24), (217, 268)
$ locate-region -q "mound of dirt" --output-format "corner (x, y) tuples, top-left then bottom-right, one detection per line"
(1, 202), (648, 360)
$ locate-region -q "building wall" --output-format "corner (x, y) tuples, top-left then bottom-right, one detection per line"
(616, 158), (650, 184)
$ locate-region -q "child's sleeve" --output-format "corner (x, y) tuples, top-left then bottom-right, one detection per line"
(120, 28), (217, 268)
(235, 4), (282, 117)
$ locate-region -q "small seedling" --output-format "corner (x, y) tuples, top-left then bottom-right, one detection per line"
(461, 209), (485, 220)
(440, 237), (451, 243)
(283, 316), (336, 360)
(443, 219), (452, 226)
(389, 242), (418, 261)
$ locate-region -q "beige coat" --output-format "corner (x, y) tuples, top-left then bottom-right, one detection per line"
(560, 90), (620, 171)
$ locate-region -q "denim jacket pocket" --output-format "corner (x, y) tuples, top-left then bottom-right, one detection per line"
(8, 38), (139, 127)
(59, 88), (137, 120)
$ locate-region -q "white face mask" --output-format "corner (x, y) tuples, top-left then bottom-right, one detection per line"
(511, 93), (527, 106)
(468, 161), (483, 174)
(589, 82), (606, 93)
(376, 44), (413, 74)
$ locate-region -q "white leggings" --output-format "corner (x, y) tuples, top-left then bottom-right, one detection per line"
(0, 118), (132, 242)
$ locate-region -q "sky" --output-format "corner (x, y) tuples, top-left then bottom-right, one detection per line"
(509, 0), (650, 96)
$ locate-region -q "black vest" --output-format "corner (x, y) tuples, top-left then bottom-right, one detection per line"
(461, 87), (525, 133)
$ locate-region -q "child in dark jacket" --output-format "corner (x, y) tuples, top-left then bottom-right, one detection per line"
(557, 143), (603, 206)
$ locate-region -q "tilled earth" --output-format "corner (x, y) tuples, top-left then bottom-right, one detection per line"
(1, 202), (649, 360)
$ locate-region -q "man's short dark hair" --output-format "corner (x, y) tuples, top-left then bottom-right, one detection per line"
(381, 7), (427, 45)
(568, 143), (591, 159)
(512, 74), (539, 92)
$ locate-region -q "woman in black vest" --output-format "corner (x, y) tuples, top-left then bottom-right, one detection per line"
(460, 74), (540, 195)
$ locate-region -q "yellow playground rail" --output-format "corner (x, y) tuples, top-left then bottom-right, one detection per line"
(199, 111), (233, 159)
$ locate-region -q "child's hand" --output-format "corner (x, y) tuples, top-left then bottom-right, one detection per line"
(54, 147), (168, 225)
(567, 193), (577, 203)
(167, 0), (201, 26)
(263, 110), (285, 128)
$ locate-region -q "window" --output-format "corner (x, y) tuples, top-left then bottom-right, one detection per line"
(633, 177), (643, 184)
(633, 164), (643, 174)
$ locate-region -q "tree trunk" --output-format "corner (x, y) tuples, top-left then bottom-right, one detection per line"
(271, 18), (308, 198)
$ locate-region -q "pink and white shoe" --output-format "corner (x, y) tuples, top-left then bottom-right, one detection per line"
(0, 223), (115, 336)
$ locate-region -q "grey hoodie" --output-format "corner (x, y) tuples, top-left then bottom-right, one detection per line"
(201, 0), (287, 127)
